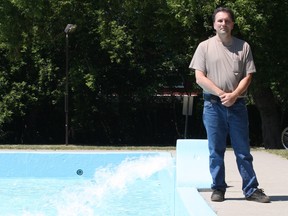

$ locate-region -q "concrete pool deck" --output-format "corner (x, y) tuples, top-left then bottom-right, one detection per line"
(199, 150), (288, 216)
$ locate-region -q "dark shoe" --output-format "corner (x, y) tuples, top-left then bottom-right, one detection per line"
(211, 189), (225, 202)
(246, 189), (270, 203)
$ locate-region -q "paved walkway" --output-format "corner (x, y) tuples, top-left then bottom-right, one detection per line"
(200, 150), (288, 216)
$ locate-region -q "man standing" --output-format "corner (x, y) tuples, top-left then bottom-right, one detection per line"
(189, 7), (270, 203)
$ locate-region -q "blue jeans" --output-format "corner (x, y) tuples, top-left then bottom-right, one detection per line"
(203, 98), (259, 197)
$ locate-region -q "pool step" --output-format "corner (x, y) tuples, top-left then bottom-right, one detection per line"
(175, 187), (216, 216)
(175, 139), (216, 216)
(176, 139), (211, 188)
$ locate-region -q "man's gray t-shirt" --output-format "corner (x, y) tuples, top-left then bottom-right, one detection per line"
(189, 36), (256, 95)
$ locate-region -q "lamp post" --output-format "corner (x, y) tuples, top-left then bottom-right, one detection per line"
(64, 24), (77, 145)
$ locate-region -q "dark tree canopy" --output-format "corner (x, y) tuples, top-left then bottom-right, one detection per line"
(0, 0), (287, 148)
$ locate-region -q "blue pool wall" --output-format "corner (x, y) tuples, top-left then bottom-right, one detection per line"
(0, 151), (170, 178)
(175, 139), (217, 216)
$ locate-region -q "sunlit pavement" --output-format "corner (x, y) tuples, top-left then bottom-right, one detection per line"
(200, 150), (288, 216)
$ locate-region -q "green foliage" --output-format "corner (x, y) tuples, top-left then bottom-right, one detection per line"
(0, 0), (287, 144)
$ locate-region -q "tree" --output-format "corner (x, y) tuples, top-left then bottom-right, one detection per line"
(0, 0), (195, 144)
(0, 0), (287, 147)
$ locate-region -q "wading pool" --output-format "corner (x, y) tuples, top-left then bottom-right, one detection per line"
(0, 142), (217, 216)
(0, 151), (175, 216)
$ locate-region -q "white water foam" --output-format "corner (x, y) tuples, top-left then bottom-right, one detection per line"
(54, 155), (173, 216)
(0, 155), (173, 216)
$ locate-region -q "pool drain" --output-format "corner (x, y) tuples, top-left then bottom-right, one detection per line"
(76, 169), (83, 176)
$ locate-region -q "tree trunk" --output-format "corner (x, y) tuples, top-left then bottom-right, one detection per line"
(252, 87), (282, 149)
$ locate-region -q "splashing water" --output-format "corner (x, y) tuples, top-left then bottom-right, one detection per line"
(0, 154), (174, 216)
(92, 155), (173, 197)
(56, 155), (173, 216)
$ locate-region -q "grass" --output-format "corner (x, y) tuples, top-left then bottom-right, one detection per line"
(0, 144), (176, 151)
(266, 149), (288, 160)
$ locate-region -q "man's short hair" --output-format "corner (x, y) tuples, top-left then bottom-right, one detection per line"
(212, 7), (235, 23)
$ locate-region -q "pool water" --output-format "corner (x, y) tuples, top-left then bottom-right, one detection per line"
(0, 153), (174, 216)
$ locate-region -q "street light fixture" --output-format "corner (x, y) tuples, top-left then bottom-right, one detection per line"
(64, 24), (77, 145)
